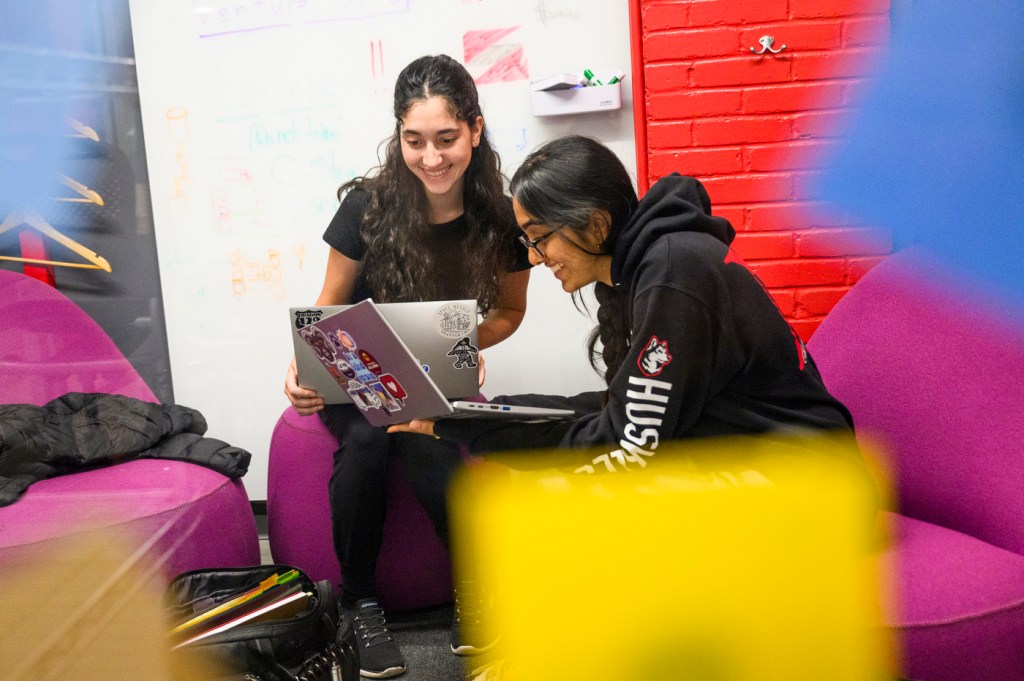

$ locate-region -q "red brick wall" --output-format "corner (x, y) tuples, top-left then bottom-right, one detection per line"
(633, 0), (893, 339)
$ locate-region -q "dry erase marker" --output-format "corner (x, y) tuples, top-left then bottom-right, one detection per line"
(583, 69), (602, 86)
(607, 70), (626, 85)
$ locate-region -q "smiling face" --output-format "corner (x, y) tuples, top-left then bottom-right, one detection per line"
(513, 198), (613, 293)
(400, 95), (482, 212)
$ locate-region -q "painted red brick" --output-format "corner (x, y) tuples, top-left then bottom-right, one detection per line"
(744, 140), (838, 172)
(713, 205), (745, 229)
(768, 289), (797, 317)
(701, 173), (794, 205)
(690, 55), (791, 88)
(642, 3), (689, 31)
(644, 27), (740, 61)
(648, 88), (742, 120)
(796, 287), (849, 315)
(797, 228), (893, 257)
(647, 120), (693, 149)
(791, 110), (849, 139)
(693, 115), (792, 145)
(636, 0), (892, 323)
(650, 147), (742, 177)
(791, 0), (890, 19)
(742, 81), (846, 114)
(748, 258), (847, 287)
(847, 256), (887, 284)
(732, 232), (796, 260)
(746, 202), (828, 231)
(644, 61), (692, 92)
(688, 0), (789, 26)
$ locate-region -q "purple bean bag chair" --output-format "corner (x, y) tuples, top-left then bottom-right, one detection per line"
(0, 269), (260, 580)
(267, 406), (454, 612)
(807, 248), (1024, 680)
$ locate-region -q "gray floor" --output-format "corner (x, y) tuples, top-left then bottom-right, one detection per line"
(258, 535), (470, 680)
(388, 604), (468, 680)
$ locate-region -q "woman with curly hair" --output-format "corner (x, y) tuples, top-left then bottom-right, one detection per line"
(284, 54), (531, 678)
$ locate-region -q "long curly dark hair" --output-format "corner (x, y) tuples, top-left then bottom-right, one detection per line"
(337, 55), (513, 315)
(509, 136), (638, 385)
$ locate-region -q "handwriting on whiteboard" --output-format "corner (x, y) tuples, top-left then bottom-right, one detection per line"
(534, 1), (580, 28)
(165, 107), (194, 215)
(230, 247), (285, 300)
(194, 0), (411, 39)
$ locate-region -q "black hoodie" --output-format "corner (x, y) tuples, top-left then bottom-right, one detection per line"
(435, 174), (854, 472)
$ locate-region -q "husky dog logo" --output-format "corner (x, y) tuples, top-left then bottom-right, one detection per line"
(637, 336), (673, 377)
(300, 326), (336, 364)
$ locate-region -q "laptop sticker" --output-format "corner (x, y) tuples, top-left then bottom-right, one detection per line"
(300, 323), (412, 417)
(447, 336), (479, 369)
(434, 302), (475, 338)
(294, 308), (325, 329)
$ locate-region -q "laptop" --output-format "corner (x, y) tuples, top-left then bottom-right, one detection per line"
(291, 299), (480, 405)
(290, 299), (576, 427)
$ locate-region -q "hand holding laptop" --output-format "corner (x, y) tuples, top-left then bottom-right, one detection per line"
(285, 355), (324, 416)
(386, 419), (437, 438)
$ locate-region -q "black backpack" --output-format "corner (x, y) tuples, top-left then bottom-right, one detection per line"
(165, 564), (358, 681)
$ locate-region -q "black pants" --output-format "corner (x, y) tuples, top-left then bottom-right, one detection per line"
(319, 404), (463, 601)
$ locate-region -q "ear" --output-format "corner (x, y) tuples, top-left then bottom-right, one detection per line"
(588, 209), (613, 247)
(470, 115), (484, 147)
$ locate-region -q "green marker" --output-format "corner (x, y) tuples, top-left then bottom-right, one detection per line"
(582, 69), (602, 86)
(607, 70), (626, 85)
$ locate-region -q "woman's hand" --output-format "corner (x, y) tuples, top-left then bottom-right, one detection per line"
(386, 419), (438, 437)
(284, 356), (324, 416)
(478, 353), (486, 388)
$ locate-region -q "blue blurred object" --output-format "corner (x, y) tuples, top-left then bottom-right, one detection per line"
(0, 2), (94, 217)
(817, 1), (1024, 322)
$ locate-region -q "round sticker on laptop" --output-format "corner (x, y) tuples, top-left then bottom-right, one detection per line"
(433, 302), (475, 339)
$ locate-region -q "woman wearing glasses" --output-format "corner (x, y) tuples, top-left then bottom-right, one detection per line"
(389, 134), (854, 471)
(284, 54), (531, 678)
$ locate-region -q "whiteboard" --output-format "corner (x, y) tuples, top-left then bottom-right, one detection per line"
(129, 0), (637, 499)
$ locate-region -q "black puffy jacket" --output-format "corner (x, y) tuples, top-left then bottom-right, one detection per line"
(0, 392), (250, 506)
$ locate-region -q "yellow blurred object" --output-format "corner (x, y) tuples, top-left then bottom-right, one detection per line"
(451, 433), (893, 681)
(0, 524), (219, 681)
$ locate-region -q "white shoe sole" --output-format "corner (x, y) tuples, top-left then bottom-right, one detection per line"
(359, 665), (406, 678)
(451, 637), (499, 656)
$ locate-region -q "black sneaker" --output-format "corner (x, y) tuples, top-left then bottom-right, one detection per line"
(350, 598), (406, 678)
(450, 581), (498, 656)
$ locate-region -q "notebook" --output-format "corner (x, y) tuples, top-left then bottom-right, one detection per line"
(291, 299), (575, 427)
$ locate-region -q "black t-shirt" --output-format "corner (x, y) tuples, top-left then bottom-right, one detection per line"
(323, 188), (531, 304)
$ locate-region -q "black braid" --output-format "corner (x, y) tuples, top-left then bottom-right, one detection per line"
(590, 282), (631, 389)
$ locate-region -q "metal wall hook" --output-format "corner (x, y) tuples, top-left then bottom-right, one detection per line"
(750, 35), (786, 55)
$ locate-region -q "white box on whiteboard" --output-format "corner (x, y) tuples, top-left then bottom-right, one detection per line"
(530, 72), (586, 91)
(531, 82), (622, 116)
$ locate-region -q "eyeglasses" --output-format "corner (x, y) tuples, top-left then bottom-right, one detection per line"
(517, 225), (564, 258)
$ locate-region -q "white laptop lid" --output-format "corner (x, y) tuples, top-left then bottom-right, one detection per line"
(291, 299), (479, 405)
